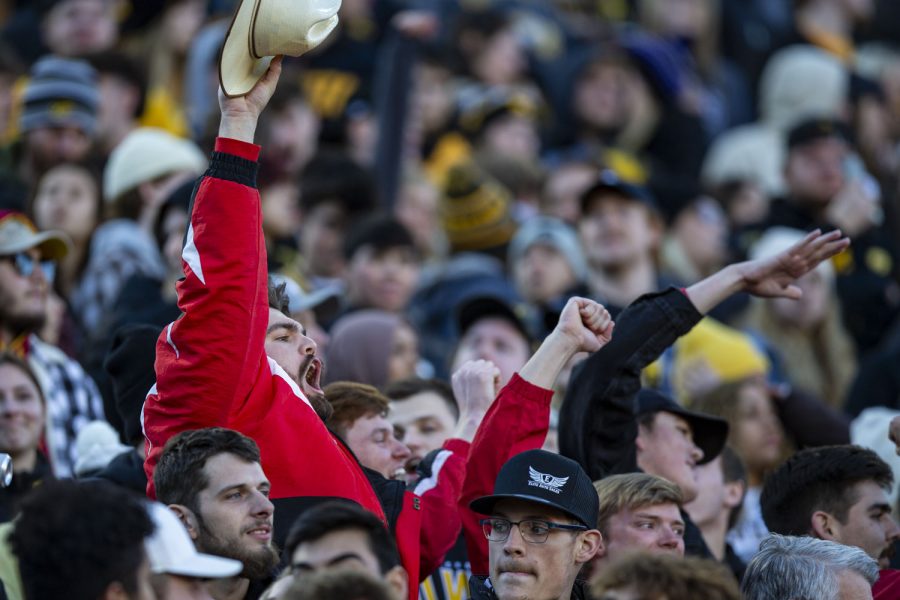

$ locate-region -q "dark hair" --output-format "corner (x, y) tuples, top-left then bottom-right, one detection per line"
(382, 377), (458, 420)
(452, 8), (513, 77)
(268, 277), (291, 316)
(343, 214), (416, 261)
(153, 178), (193, 252)
(637, 410), (657, 431)
(719, 446), (747, 530)
(28, 160), (104, 282)
(10, 480), (154, 600)
(284, 501), (400, 574)
(324, 382), (391, 439)
(298, 151), (377, 215)
(108, 185), (144, 220)
(0, 352), (45, 404)
(154, 427), (261, 513)
(760, 445), (894, 536)
(88, 52), (147, 118)
(28, 159), (103, 223)
(284, 568), (392, 600)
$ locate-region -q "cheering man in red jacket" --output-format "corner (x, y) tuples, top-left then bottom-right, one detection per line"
(141, 58), (444, 591)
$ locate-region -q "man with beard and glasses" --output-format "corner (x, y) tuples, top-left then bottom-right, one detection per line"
(154, 427), (278, 600)
(141, 57), (466, 597)
(0, 210), (104, 477)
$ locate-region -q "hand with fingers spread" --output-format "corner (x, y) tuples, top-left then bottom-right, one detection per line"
(736, 229), (850, 299)
(686, 229), (851, 315)
(555, 297), (615, 354)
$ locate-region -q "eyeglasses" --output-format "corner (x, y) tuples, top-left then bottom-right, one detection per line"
(1, 252), (55, 282)
(480, 518), (587, 544)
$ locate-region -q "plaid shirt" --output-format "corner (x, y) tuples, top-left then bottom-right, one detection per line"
(71, 220), (166, 334)
(28, 335), (105, 477)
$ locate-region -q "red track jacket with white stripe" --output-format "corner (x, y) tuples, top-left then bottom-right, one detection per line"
(141, 138), (467, 593)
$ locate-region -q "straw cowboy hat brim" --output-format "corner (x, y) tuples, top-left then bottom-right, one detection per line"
(219, 0), (341, 98)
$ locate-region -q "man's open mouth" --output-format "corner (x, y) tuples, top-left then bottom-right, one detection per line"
(405, 456), (422, 474)
(301, 357), (323, 394)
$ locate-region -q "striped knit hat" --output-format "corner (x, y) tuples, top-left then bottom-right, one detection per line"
(441, 161), (517, 254)
(20, 56), (99, 135)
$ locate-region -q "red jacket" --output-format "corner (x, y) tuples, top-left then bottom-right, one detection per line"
(142, 138), (462, 593)
(458, 373), (555, 575)
(875, 569), (900, 599)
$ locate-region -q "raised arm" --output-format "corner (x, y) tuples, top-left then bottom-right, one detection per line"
(460, 297), (613, 575)
(217, 57), (283, 143)
(143, 60), (283, 489)
(685, 229), (850, 314)
(559, 228), (851, 480)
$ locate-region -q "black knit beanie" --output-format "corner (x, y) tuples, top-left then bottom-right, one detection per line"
(104, 324), (159, 446)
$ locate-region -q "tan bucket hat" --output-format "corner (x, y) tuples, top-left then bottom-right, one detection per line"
(219, 0), (341, 98)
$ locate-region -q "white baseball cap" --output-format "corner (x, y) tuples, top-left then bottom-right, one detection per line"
(145, 502), (243, 578)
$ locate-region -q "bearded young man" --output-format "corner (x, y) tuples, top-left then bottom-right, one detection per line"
(0, 210), (104, 476)
(154, 427), (279, 600)
(141, 58), (464, 596)
(142, 46), (617, 598)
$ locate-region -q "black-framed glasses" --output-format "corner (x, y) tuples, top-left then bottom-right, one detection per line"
(2, 252), (55, 282)
(480, 518), (587, 544)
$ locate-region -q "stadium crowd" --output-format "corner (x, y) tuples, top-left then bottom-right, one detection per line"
(1, 0), (900, 598)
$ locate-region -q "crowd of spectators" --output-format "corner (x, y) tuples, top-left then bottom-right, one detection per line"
(1, 0), (900, 598)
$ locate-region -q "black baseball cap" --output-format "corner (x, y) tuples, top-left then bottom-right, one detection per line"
(470, 449), (599, 528)
(786, 117), (851, 151)
(456, 295), (532, 344)
(579, 169), (658, 215)
(636, 388), (729, 465)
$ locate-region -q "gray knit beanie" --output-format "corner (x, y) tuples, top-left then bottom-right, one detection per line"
(20, 55), (99, 135)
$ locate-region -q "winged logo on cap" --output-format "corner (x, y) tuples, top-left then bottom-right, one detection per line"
(528, 466), (569, 491)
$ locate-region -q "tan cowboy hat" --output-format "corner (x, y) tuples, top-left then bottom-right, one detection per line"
(219, 0), (341, 98)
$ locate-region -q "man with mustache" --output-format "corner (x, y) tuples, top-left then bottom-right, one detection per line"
(559, 226), (850, 559)
(469, 449), (603, 599)
(140, 58), (461, 596)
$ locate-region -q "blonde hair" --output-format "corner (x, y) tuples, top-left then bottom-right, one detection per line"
(594, 473), (683, 536)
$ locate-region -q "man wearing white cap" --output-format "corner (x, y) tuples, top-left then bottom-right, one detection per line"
(145, 502), (243, 600)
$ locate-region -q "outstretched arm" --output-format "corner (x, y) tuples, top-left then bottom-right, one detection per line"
(559, 228), (850, 481)
(460, 298), (613, 575)
(686, 229), (850, 314)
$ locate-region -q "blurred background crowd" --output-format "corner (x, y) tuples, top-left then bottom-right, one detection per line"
(2, 0), (900, 596)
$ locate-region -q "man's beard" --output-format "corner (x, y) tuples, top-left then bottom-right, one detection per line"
(307, 390), (333, 423)
(195, 516), (279, 580)
(0, 304), (46, 339)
